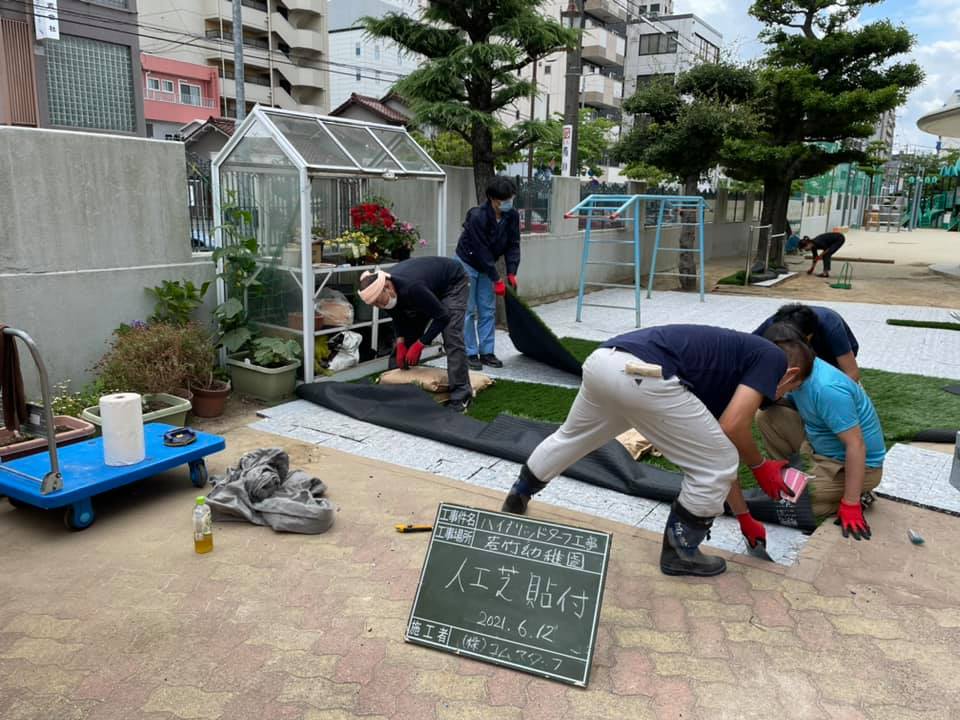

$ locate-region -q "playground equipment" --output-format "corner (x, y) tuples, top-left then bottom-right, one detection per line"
(567, 194), (706, 328)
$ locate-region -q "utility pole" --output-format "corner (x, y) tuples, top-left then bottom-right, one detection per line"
(232, 0), (246, 122)
(561, 0), (584, 177)
(527, 60), (537, 183)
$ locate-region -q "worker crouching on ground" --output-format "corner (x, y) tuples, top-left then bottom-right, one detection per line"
(754, 303), (861, 382)
(501, 325), (814, 577)
(756, 322), (884, 540)
(359, 257), (473, 412)
(455, 176), (521, 371)
(799, 231), (845, 277)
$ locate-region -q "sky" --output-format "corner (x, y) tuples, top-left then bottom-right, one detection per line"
(673, 0), (960, 152)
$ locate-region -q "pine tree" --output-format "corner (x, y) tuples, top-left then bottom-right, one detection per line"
(364, 1), (576, 202)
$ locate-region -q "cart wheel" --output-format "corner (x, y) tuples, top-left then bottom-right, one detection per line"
(190, 461), (208, 488)
(64, 500), (95, 531)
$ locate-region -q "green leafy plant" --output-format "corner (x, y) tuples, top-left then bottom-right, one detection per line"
(249, 337), (302, 368)
(94, 322), (215, 396)
(211, 199), (260, 353)
(147, 279), (210, 326)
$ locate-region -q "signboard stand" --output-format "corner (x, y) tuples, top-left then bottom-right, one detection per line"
(405, 503), (612, 687)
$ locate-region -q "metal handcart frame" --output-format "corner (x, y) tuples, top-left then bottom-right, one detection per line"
(0, 328), (225, 530)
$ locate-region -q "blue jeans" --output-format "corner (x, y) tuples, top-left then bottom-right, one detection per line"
(459, 258), (496, 356)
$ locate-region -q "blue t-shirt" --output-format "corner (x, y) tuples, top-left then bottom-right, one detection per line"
(601, 325), (786, 418)
(753, 306), (858, 369)
(790, 359), (885, 467)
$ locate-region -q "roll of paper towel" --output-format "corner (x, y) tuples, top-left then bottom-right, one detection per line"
(100, 393), (146, 466)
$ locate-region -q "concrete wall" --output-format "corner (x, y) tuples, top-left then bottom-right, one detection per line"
(0, 126), (213, 395)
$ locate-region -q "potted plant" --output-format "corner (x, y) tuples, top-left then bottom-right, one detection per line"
(189, 367), (232, 418)
(348, 198), (425, 261)
(226, 337), (302, 402)
(324, 230), (372, 267)
(82, 322), (215, 430)
(1, 380), (98, 461)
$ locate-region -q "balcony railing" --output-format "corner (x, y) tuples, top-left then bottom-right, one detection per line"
(145, 89), (216, 109)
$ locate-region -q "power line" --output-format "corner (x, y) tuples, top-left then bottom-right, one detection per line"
(3, 0), (409, 83)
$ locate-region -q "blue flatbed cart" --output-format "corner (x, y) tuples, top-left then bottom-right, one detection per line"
(0, 327), (225, 530)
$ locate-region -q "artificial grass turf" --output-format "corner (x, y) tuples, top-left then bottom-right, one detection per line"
(467, 337), (960, 488)
(886, 319), (960, 332)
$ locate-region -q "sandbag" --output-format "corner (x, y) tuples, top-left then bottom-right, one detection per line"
(379, 366), (494, 394)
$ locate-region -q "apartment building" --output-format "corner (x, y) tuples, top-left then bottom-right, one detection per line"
(326, 0), (421, 110)
(142, 54), (221, 139)
(624, 10), (722, 102)
(513, 0), (628, 128)
(137, 0), (329, 117)
(0, 0), (145, 135)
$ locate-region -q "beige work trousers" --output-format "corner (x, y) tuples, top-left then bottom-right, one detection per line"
(526, 348), (741, 518)
(756, 403), (882, 517)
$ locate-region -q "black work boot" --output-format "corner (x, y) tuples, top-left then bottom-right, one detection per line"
(501, 465), (548, 514)
(468, 355), (482, 371)
(660, 501), (727, 577)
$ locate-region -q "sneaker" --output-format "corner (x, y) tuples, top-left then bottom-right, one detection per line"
(468, 355), (482, 371)
(445, 397), (472, 414)
(480, 353), (503, 368)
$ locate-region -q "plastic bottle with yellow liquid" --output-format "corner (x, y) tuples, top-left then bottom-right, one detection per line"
(193, 496), (213, 554)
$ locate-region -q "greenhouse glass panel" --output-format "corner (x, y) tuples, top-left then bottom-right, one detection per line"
(223, 117), (296, 168)
(267, 114), (355, 168)
(326, 124), (401, 172)
(370, 128), (441, 173)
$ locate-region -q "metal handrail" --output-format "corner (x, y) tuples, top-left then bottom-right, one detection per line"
(1, 328), (63, 494)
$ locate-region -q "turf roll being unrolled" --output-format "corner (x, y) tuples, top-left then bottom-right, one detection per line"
(295, 381), (817, 531)
(504, 289), (584, 377)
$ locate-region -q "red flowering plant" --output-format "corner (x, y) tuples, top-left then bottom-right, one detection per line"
(349, 197), (422, 257)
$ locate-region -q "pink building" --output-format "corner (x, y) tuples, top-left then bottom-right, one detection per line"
(141, 54), (220, 139)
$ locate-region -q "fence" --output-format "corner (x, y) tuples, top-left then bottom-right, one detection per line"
(186, 153), (214, 250)
(514, 177), (552, 233)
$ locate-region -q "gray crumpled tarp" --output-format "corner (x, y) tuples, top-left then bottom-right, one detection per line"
(206, 448), (335, 534)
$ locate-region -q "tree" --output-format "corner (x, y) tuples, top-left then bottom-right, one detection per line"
(364, 2), (576, 202)
(616, 64), (758, 289)
(533, 110), (616, 177)
(410, 129), (522, 169)
(721, 0), (923, 268)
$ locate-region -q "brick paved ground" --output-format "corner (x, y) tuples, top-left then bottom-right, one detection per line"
(1, 423), (958, 720)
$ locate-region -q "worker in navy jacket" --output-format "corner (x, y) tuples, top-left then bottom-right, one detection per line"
(455, 176), (521, 371)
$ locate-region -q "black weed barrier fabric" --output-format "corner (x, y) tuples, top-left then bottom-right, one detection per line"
(504, 290), (583, 377)
(295, 382), (817, 531)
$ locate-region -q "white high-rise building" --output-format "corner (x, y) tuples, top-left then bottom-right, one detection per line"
(138, 0), (330, 118)
(326, 0), (423, 111)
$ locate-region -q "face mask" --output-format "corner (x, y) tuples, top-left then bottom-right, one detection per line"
(383, 295), (397, 310)
(499, 199), (514, 212)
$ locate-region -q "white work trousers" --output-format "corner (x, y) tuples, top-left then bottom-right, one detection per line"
(526, 348), (741, 517)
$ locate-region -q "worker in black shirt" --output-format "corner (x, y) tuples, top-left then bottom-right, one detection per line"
(799, 232), (846, 277)
(358, 257), (472, 411)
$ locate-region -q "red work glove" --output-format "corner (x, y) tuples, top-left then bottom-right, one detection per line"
(405, 340), (425, 367)
(493, 280), (507, 297)
(736, 512), (767, 549)
(507, 274), (518, 291)
(834, 499), (871, 540)
(395, 341), (408, 370)
(750, 459), (793, 501)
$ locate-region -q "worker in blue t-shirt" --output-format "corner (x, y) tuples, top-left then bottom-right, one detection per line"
(758, 325), (884, 541)
(754, 303), (860, 382)
(500, 325), (815, 577)
(455, 176), (521, 371)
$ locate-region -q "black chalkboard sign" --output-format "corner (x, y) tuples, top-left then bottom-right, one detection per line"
(404, 502), (612, 686)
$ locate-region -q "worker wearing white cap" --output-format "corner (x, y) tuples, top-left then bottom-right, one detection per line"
(359, 256), (473, 412)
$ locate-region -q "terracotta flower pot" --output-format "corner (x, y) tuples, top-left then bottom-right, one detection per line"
(190, 380), (231, 418)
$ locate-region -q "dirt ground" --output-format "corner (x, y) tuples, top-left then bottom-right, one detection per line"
(706, 256), (960, 307)
(700, 227), (960, 308)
